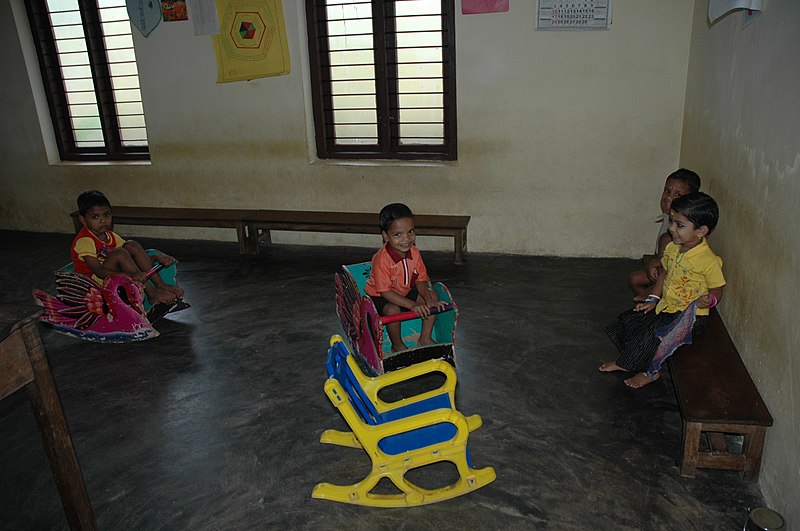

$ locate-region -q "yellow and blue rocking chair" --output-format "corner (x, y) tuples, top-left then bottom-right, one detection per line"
(312, 336), (496, 507)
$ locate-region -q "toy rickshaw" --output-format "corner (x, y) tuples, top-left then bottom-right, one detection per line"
(335, 262), (457, 375)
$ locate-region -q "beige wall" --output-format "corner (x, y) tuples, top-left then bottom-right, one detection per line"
(0, 0), (693, 256)
(681, 1), (800, 523)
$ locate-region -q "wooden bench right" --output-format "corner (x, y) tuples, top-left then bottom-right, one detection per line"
(667, 308), (773, 481)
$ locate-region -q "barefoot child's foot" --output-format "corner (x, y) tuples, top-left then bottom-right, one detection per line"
(624, 372), (661, 388)
(163, 284), (184, 299)
(416, 336), (437, 347)
(390, 341), (408, 353)
(144, 284), (177, 305)
(598, 361), (625, 372)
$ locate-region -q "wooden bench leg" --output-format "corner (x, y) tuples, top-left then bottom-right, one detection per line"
(245, 227), (272, 255)
(244, 223), (258, 255)
(20, 322), (97, 530)
(454, 230), (465, 265)
(742, 426), (766, 481)
(707, 431), (728, 453)
(236, 223), (249, 255)
(680, 420), (701, 478)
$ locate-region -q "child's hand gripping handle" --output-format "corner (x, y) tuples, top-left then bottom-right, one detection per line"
(379, 302), (455, 325)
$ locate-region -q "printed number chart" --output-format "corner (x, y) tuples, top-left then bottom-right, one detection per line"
(536, 1), (612, 30)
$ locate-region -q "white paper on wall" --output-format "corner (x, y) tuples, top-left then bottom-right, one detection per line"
(708, 0), (763, 24)
(536, 0), (612, 30)
(127, 0), (162, 37)
(187, 0), (220, 35)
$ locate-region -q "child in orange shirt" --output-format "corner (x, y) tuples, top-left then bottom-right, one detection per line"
(364, 203), (448, 352)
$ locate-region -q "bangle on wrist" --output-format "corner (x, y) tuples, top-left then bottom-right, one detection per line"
(644, 294), (661, 303)
(708, 294), (718, 308)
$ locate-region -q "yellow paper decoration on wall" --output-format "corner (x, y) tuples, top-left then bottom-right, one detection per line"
(212, 0), (290, 83)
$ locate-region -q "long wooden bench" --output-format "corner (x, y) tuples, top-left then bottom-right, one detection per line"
(71, 207), (255, 254)
(667, 308), (773, 481)
(70, 207), (470, 264)
(245, 210), (470, 264)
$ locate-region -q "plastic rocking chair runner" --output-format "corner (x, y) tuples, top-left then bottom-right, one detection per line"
(312, 335), (496, 507)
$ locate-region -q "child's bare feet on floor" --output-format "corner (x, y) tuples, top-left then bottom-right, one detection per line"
(163, 284), (184, 299)
(144, 284), (177, 305)
(598, 361), (625, 372)
(391, 342), (408, 352)
(416, 337), (437, 347)
(624, 372), (660, 388)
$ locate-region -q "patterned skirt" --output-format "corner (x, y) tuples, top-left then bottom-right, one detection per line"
(605, 309), (707, 372)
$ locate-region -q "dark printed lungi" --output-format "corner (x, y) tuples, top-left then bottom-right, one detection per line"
(605, 308), (707, 373)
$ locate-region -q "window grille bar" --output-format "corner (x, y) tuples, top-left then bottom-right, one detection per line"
(307, 0), (455, 160)
(26, 0), (149, 160)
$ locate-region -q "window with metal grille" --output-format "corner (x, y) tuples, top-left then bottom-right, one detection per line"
(305, 0), (456, 160)
(26, 0), (149, 161)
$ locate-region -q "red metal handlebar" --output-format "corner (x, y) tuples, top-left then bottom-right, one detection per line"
(144, 262), (165, 280)
(379, 302), (455, 325)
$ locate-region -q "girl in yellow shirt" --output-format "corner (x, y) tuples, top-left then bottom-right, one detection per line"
(600, 192), (725, 388)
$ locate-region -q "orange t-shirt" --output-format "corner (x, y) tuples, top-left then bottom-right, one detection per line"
(364, 244), (430, 297)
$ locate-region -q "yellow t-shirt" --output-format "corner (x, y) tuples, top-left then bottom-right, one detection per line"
(656, 240), (725, 316)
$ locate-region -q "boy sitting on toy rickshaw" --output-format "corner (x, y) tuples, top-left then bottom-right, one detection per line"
(364, 203), (448, 352)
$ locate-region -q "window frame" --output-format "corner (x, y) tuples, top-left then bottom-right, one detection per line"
(25, 0), (149, 161)
(305, 0), (457, 161)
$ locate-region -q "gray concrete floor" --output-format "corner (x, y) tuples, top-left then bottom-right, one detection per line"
(0, 230), (764, 530)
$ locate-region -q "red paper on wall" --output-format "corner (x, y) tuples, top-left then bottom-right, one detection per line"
(462, 0), (509, 14)
(162, 1), (188, 21)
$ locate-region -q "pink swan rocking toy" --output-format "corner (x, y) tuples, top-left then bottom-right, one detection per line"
(33, 253), (188, 342)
